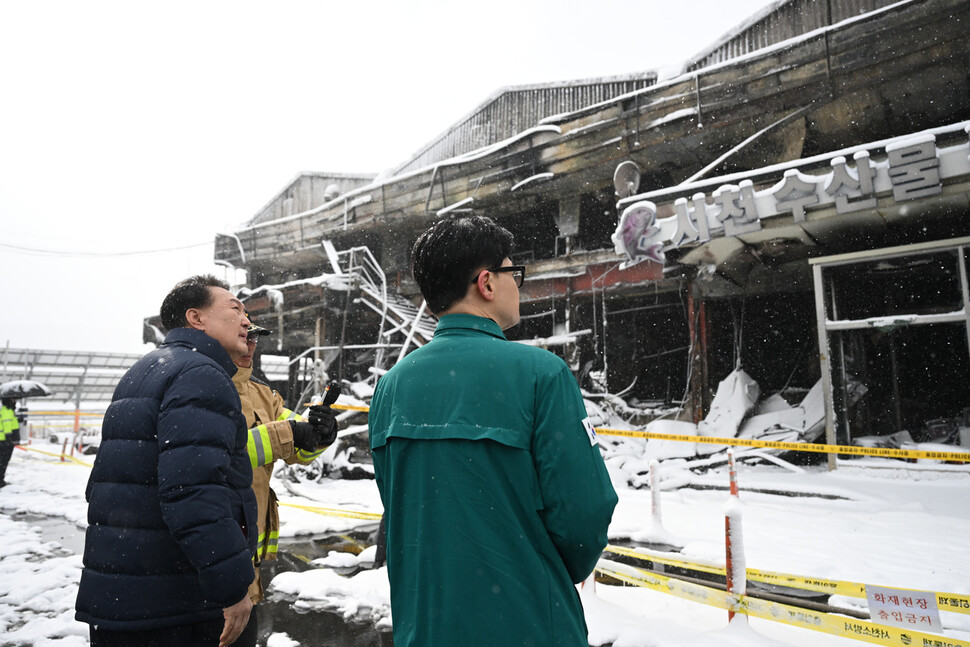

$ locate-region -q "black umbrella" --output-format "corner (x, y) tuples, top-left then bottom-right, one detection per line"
(0, 379), (52, 399)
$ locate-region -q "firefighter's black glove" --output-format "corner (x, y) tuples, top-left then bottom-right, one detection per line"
(308, 405), (338, 447)
(290, 421), (319, 452)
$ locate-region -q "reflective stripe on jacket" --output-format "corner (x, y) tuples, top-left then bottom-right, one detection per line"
(232, 366), (328, 603)
(0, 406), (18, 442)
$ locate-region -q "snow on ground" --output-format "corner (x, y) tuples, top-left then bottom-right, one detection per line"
(0, 449), (90, 647)
(1, 434), (969, 646)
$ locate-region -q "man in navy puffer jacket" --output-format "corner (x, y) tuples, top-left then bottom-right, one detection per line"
(76, 275), (258, 647)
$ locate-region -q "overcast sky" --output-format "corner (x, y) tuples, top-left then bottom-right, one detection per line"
(1, 0), (777, 355)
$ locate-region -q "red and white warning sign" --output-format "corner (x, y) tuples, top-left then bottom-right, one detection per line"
(866, 584), (944, 634)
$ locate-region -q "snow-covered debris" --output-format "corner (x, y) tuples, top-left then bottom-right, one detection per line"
(736, 380), (824, 443)
(3, 381), (970, 646)
(696, 369), (760, 454)
(269, 566), (391, 628)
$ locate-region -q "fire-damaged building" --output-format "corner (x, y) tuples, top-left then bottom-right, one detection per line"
(174, 0), (970, 463)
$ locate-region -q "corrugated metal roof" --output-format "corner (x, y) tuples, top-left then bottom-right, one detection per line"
(685, 0), (903, 72)
(1, 348), (143, 404)
(393, 0), (906, 174)
(392, 73), (658, 175)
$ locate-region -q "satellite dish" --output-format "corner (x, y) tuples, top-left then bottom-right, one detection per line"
(613, 161), (641, 199)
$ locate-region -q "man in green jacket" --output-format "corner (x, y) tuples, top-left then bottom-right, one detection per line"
(369, 214), (618, 647)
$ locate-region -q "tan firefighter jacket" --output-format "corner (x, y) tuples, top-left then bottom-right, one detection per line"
(232, 366), (328, 602)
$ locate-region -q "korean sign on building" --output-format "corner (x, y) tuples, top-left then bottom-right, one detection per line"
(613, 125), (970, 267)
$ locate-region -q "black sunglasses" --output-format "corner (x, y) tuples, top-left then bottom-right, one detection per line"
(471, 265), (526, 288)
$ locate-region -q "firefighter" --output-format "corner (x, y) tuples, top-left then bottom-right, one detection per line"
(229, 317), (338, 646)
(0, 398), (21, 487)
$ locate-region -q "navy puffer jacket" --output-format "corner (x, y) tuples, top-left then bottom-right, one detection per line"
(75, 327), (257, 631)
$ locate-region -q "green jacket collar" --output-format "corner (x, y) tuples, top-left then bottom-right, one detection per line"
(434, 314), (508, 341)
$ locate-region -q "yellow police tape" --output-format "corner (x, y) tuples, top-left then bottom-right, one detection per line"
(23, 404), (970, 462)
(605, 544), (970, 616)
(28, 411), (105, 417)
(331, 403), (371, 413)
(595, 428), (970, 463)
(17, 446), (379, 518)
(18, 426), (970, 636)
(596, 559), (968, 647)
(16, 444), (92, 467)
(279, 501), (382, 521)
(331, 403), (970, 463)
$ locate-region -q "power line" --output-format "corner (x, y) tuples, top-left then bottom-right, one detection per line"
(0, 240), (212, 258)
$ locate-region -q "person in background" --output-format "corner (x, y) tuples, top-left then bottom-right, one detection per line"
(229, 316), (339, 646)
(368, 214), (618, 647)
(76, 275), (257, 647)
(0, 397), (20, 487)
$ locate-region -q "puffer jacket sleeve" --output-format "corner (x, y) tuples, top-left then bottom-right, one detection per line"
(157, 363), (254, 608)
(532, 362), (618, 584)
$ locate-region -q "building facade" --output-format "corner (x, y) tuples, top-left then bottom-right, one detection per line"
(191, 0), (970, 454)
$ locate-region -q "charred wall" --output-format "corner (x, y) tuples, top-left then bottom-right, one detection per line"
(704, 292), (820, 397)
(577, 189), (618, 252)
(600, 290), (692, 404)
(824, 248), (970, 442)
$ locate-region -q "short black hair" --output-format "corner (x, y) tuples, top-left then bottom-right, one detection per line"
(1, 398), (15, 409)
(411, 214), (515, 314)
(159, 274), (230, 331)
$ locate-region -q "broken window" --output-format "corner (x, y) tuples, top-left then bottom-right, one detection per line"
(576, 190), (618, 251)
(814, 242), (970, 448)
(705, 293), (819, 398)
(497, 203), (559, 263)
(601, 291), (690, 404)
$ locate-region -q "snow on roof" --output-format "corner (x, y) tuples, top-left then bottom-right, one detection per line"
(543, 0), (917, 130)
(227, 1), (919, 240)
(684, 0), (792, 66)
(238, 272), (354, 303)
(232, 124), (564, 234)
(617, 119), (970, 208)
(392, 71), (660, 174)
(244, 171), (379, 228)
